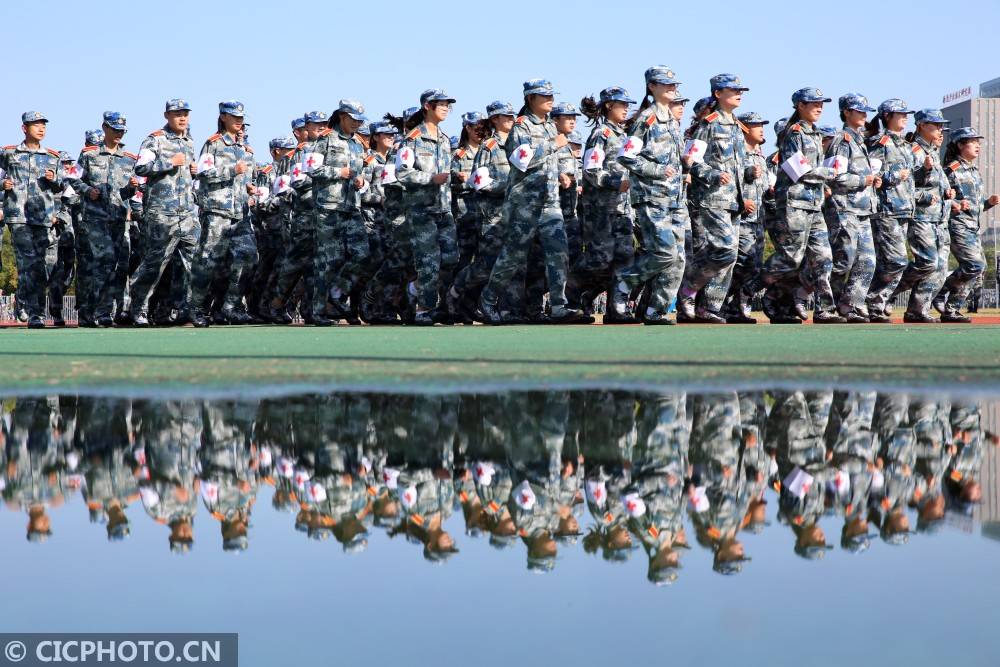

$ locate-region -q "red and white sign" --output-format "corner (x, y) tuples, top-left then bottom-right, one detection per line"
(618, 136), (643, 159)
(684, 139), (707, 163)
(509, 144), (533, 172)
(196, 153), (216, 175)
(783, 466), (815, 499)
(781, 151), (812, 183)
(471, 166), (492, 190)
(583, 146), (605, 169)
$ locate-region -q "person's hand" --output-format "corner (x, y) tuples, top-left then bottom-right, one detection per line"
(718, 172), (731, 185)
(946, 188), (956, 199)
(169, 153), (186, 167)
(576, 185), (583, 194)
(129, 177), (139, 188)
(664, 166), (676, 178)
(961, 200), (971, 211)
(2, 178), (13, 190)
(988, 194), (1000, 207)
(88, 188), (100, 201)
(353, 177), (365, 190)
(873, 176), (882, 189)
(553, 134), (568, 149)
(246, 183), (257, 194)
(44, 169), (55, 181)
(619, 179), (630, 193)
(431, 173), (450, 185)
(234, 161), (248, 175)
(456, 172), (467, 183)
(864, 174), (876, 186)
(339, 167), (352, 179)
(743, 200), (756, 215)
(898, 168), (910, 180)
(558, 173), (572, 189)
(752, 165), (762, 178)
(952, 202), (962, 215)
(931, 194), (939, 203)
(924, 155), (933, 170)
(188, 164), (198, 177)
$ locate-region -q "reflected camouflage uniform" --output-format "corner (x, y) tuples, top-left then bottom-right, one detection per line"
(128, 126), (199, 318)
(0, 142), (63, 320)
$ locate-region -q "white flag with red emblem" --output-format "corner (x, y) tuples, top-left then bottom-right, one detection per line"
(133, 448), (147, 466)
(618, 136), (644, 159)
(689, 486), (709, 512)
(136, 149), (156, 167)
(400, 484), (418, 509)
(509, 144), (533, 172)
(196, 152), (216, 175)
(294, 469), (311, 490)
(471, 166), (492, 191)
(767, 170), (777, 188)
(585, 480), (607, 508)
(828, 469), (851, 496)
(869, 158), (883, 174)
(289, 162), (308, 183)
(382, 467), (400, 490)
(783, 466), (814, 499)
(303, 152), (324, 172)
(513, 480), (536, 511)
(623, 492), (647, 518)
(62, 162), (82, 179)
(473, 461), (495, 486)
(356, 179), (369, 195)
(139, 486), (160, 509)
(272, 174), (292, 195)
(379, 163), (397, 184)
(684, 139), (707, 163)
(308, 482), (327, 503)
(254, 186), (269, 203)
(61, 185), (75, 198)
(583, 146), (605, 170)
(201, 481), (219, 504)
(781, 151), (812, 183)
(395, 146), (415, 170)
(823, 155), (848, 175)
(871, 468), (885, 493)
(258, 447), (272, 469)
(277, 457), (295, 478)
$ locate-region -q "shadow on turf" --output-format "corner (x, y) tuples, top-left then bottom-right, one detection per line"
(0, 351), (986, 372)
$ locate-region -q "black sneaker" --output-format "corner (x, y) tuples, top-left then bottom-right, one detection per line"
(27, 316), (45, 329)
(941, 312), (972, 323)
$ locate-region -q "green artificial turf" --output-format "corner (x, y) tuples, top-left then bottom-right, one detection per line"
(1, 324), (999, 394)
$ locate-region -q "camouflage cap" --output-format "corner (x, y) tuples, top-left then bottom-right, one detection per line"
(774, 117), (789, 137)
(369, 121), (399, 136)
(336, 99), (367, 122)
(402, 106), (421, 118)
(486, 100), (515, 118)
(84, 128), (105, 146)
(818, 125), (838, 138)
(269, 136), (297, 150)
(878, 98), (914, 115)
(58, 150), (73, 162)
(645, 65), (681, 86)
(791, 87), (831, 105)
(356, 122), (371, 136)
(737, 111), (769, 126)
(950, 126), (983, 142)
(671, 95), (690, 104)
(164, 98), (191, 112)
(838, 93), (876, 113)
(223, 535), (249, 552)
(102, 111), (127, 130)
(218, 100), (245, 117)
(551, 102), (581, 117)
(523, 78), (556, 96)
(914, 108), (949, 125)
(21, 110), (48, 123)
(599, 86), (637, 104)
(303, 110), (328, 124)
(692, 97), (714, 115)
(419, 88), (456, 105)
(567, 130), (584, 145)
(710, 73), (749, 92)
(461, 111), (484, 125)
(291, 116), (306, 130)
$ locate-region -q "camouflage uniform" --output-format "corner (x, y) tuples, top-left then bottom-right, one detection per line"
(73, 116), (138, 324)
(481, 79), (578, 321)
(51, 155), (79, 324)
(308, 103), (369, 322)
(679, 74), (750, 321)
(896, 110), (953, 319)
(940, 128), (994, 316)
(128, 100), (199, 321)
(613, 86), (685, 322)
(762, 89), (839, 321)
(247, 139), (293, 318)
(0, 115), (63, 324)
(451, 111), (482, 284)
(395, 97), (459, 320)
(825, 97), (878, 318)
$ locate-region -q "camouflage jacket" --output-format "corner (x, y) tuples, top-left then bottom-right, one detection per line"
(868, 130), (915, 218)
(505, 113), (561, 195)
(0, 142), (63, 225)
(197, 132), (254, 218)
(910, 135), (950, 222)
(946, 157), (995, 226)
(741, 148), (768, 224)
(135, 126), (197, 216)
(775, 120), (836, 212)
(689, 110), (748, 212)
(470, 133), (510, 199)
(395, 122), (452, 213)
(74, 144), (138, 223)
(826, 126), (877, 215)
(309, 126), (365, 212)
(619, 105), (685, 209)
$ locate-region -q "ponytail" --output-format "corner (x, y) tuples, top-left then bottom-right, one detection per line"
(627, 83), (655, 131)
(383, 112), (406, 133)
(403, 108), (425, 132)
(865, 114), (882, 137)
(943, 141), (962, 165)
(580, 95), (605, 127)
(776, 109), (803, 151)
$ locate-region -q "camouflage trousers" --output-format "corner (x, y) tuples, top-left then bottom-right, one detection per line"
(451, 196), (504, 305)
(613, 200), (683, 316)
(827, 211), (875, 315)
(560, 186), (583, 270)
(761, 208), (835, 316)
(76, 215), (124, 320)
(482, 181), (569, 311)
(127, 212), (198, 318)
(680, 207), (739, 315)
(312, 208), (370, 316)
(406, 205), (458, 312)
(191, 214), (258, 314)
(363, 208), (413, 320)
(895, 219), (947, 316)
(8, 223), (58, 319)
(453, 194), (478, 278)
(719, 221), (765, 317)
(941, 218), (985, 314)
(248, 225), (285, 316)
(866, 216), (909, 314)
(48, 222), (75, 318)
(571, 196), (633, 304)
(272, 212), (316, 315)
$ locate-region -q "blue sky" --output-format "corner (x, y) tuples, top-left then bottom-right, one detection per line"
(3, 0), (999, 156)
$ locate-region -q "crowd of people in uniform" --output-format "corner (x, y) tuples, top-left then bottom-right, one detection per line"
(2, 389), (990, 582)
(1, 68), (997, 329)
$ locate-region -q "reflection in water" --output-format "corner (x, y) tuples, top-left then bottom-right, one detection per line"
(1, 390), (994, 584)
